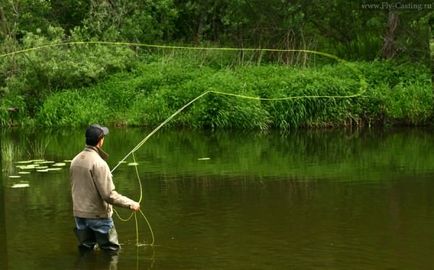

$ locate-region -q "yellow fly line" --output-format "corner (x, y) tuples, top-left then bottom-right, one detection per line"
(0, 41), (368, 247)
(0, 40), (342, 60)
(101, 42), (366, 248)
(0, 40), (366, 173)
(0, 40), (367, 101)
(0, 40), (367, 103)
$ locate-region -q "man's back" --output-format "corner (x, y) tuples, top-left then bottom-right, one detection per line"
(70, 146), (113, 218)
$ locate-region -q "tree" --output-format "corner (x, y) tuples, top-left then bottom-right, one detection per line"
(0, 0), (51, 42)
(382, 10), (399, 59)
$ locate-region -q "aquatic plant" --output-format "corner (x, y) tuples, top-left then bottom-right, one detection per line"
(26, 137), (51, 158)
(1, 141), (14, 163)
(1, 140), (17, 174)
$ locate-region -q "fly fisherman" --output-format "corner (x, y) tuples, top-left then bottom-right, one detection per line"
(70, 124), (140, 252)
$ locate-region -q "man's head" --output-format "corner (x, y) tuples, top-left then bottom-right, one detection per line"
(85, 124), (109, 147)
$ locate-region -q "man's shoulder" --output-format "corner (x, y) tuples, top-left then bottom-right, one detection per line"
(71, 149), (102, 167)
(94, 155), (109, 168)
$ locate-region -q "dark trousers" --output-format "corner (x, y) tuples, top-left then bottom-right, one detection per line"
(74, 217), (120, 252)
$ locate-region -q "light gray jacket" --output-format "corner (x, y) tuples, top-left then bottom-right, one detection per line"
(70, 146), (136, 218)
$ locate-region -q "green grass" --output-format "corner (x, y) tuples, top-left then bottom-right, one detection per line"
(3, 56), (433, 129)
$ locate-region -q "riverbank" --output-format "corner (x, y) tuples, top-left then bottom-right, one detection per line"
(2, 57), (432, 129)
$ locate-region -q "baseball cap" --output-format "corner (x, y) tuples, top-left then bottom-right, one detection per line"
(85, 124), (109, 146)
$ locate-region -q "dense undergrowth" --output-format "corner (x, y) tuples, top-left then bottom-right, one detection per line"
(0, 1), (431, 130)
(0, 33), (431, 129)
(31, 57), (432, 129)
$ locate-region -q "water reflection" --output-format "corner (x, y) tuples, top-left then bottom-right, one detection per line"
(152, 175), (434, 270)
(0, 144), (8, 270)
(75, 250), (118, 270)
(1, 127), (434, 269)
(2, 127), (434, 179)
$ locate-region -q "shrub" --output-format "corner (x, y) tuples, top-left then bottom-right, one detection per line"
(35, 58), (433, 129)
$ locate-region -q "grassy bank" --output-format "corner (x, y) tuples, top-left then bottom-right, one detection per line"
(3, 56), (433, 129)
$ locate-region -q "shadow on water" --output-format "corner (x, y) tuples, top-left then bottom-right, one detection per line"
(74, 249), (119, 270)
(72, 246), (156, 270)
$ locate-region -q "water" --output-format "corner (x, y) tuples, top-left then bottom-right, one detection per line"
(1, 127), (434, 269)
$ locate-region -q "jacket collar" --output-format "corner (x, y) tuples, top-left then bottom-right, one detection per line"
(85, 145), (109, 161)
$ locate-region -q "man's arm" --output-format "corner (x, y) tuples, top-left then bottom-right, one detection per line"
(93, 161), (140, 211)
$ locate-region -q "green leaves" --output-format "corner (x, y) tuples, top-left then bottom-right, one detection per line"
(34, 58), (433, 129)
(0, 27), (135, 121)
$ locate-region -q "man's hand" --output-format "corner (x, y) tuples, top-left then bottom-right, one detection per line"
(129, 202), (140, 212)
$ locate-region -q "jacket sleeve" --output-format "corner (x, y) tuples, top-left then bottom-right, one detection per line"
(92, 160), (138, 209)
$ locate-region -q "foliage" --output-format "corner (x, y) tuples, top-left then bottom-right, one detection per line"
(0, 0), (431, 59)
(0, 0), (432, 128)
(0, 26), (136, 122)
(34, 58), (432, 129)
(76, 0), (177, 42)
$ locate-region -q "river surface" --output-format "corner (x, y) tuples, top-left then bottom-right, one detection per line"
(1, 127), (434, 269)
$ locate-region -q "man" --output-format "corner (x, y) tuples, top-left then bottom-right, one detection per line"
(70, 124), (140, 252)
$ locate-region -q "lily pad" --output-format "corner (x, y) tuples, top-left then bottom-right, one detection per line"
(18, 171), (31, 175)
(127, 162), (139, 166)
(9, 175), (21, 179)
(198, 157), (211, 161)
(53, 163), (66, 167)
(38, 161), (55, 164)
(11, 183), (30, 188)
(16, 160), (34, 164)
(30, 159), (46, 163)
(18, 165), (38, 170)
(47, 168), (62, 171)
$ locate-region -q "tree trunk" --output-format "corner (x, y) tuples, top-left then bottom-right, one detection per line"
(0, 6), (10, 39)
(195, 8), (207, 44)
(382, 10), (399, 59)
(430, 24), (433, 83)
(431, 38), (433, 84)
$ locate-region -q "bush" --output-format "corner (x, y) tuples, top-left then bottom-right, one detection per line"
(35, 57), (433, 129)
(0, 26), (136, 122)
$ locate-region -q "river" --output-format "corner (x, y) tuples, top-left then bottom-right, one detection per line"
(1, 127), (434, 269)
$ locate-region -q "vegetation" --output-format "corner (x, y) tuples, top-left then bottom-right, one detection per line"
(34, 58), (431, 129)
(0, 0), (432, 128)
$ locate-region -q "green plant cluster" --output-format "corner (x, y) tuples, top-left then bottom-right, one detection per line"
(0, 1), (431, 128)
(0, 27), (136, 126)
(33, 57), (432, 129)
